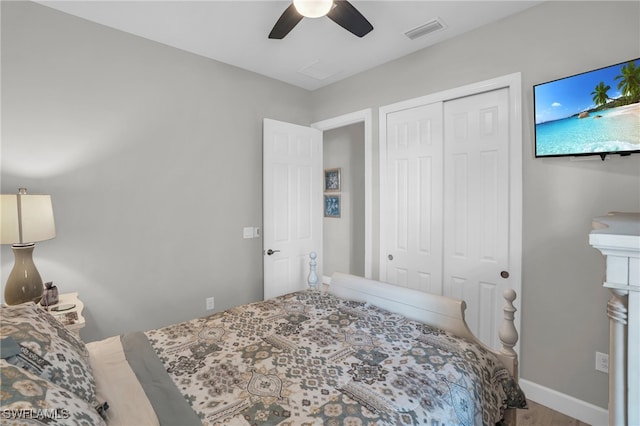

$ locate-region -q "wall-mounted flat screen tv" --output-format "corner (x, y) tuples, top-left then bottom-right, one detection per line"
(534, 58), (640, 159)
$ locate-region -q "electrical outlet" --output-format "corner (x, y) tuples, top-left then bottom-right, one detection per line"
(596, 352), (609, 373)
(206, 297), (215, 311)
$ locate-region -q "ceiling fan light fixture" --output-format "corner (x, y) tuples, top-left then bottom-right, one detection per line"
(293, 0), (333, 18)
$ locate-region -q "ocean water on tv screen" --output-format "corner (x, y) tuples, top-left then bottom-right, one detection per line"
(536, 105), (640, 156)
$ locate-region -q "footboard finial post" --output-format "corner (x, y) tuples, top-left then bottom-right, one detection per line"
(308, 252), (318, 290)
(499, 289), (518, 361)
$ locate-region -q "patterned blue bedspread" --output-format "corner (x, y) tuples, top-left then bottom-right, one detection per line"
(145, 290), (525, 425)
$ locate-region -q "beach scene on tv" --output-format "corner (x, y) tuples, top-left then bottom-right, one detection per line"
(534, 59), (640, 157)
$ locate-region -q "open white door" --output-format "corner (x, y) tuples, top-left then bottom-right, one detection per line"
(263, 119), (322, 300)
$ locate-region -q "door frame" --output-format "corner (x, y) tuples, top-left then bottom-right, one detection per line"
(312, 109), (373, 280)
(379, 73), (523, 347)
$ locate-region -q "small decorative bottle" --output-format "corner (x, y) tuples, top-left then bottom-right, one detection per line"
(41, 281), (59, 307)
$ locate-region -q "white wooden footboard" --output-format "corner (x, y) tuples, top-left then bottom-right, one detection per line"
(327, 272), (519, 375)
(326, 271), (520, 424)
(328, 272), (475, 339)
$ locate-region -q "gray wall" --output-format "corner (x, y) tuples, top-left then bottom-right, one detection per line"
(1, 1), (311, 338)
(309, 1), (640, 410)
(323, 123), (365, 278)
(2, 0), (639, 412)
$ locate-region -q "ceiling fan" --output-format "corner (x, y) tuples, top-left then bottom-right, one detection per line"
(269, 0), (373, 39)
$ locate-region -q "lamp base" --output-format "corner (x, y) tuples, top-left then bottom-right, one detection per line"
(4, 244), (44, 305)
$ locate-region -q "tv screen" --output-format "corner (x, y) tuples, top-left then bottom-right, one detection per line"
(534, 58), (640, 158)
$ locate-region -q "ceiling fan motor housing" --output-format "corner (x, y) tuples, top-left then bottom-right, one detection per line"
(293, 0), (333, 18)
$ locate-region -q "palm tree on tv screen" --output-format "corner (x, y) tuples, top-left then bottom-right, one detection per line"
(591, 82), (611, 107)
(615, 60), (640, 103)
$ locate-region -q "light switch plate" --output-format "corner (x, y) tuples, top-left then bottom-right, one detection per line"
(243, 227), (254, 239)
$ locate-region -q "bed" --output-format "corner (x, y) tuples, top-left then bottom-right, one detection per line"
(0, 272), (526, 425)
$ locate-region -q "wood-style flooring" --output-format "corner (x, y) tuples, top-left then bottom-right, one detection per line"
(517, 400), (592, 426)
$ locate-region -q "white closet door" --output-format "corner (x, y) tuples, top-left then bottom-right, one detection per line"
(380, 81), (521, 352)
(442, 87), (511, 349)
(381, 103), (444, 293)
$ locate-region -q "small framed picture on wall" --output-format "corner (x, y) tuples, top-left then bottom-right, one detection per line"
(324, 168), (341, 192)
(324, 195), (341, 218)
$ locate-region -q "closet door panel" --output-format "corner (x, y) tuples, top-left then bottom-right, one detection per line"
(382, 103), (443, 294)
(443, 88), (510, 349)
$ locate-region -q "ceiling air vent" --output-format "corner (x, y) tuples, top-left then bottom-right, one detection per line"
(404, 18), (445, 40)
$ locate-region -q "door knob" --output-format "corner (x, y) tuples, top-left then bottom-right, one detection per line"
(388, 254), (394, 261)
(266, 249), (280, 256)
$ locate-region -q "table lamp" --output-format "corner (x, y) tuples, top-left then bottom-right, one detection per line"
(1, 188), (56, 305)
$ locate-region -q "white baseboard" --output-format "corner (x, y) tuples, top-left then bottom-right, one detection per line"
(519, 379), (608, 426)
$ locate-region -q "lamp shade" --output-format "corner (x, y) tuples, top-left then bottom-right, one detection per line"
(1, 190), (56, 245)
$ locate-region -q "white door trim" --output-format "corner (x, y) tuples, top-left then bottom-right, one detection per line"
(312, 109), (373, 280)
(379, 73), (523, 354)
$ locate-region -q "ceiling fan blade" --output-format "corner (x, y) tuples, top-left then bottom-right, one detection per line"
(269, 4), (303, 39)
(327, 0), (373, 38)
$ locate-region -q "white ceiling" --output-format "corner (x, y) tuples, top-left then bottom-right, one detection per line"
(36, 1), (543, 91)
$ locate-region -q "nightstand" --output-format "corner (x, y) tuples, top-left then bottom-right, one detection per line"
(46, 292), (85, 336)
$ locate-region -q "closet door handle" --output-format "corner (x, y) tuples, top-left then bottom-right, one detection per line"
(388, 254), (394, 261)
(266, 249), (280, 256)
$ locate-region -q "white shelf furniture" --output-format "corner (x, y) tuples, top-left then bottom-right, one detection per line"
(45, 292), (85, 337)
(590, 212), (640, 426)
